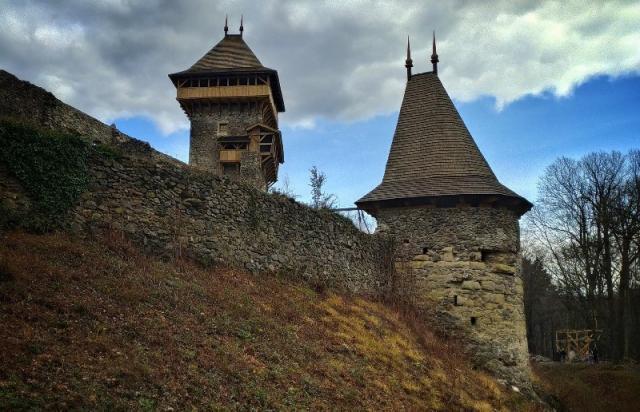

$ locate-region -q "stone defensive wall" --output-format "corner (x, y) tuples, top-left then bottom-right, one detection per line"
(73, 153), (385, 293)
(0, 69), (387, 294)
(0, 70), (180, 167)
(0, 70), (531, 389)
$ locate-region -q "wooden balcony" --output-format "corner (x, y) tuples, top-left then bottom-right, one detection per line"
(177, 84), (271, 99)
(177, 84), (278, 120)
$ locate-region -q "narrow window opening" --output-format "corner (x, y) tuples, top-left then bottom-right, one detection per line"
(453, 295), (458, 306)
(422, 247), (429, 254)
(470, 317), (477, 326)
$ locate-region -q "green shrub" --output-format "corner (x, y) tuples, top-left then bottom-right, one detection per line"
(0, 258), (13, 282)
(0, 120), (89, 232)
(94, 142), (123, 159)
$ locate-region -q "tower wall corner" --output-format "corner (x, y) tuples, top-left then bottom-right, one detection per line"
(240, 151), (266, 191)
(189, 114), (220, 172)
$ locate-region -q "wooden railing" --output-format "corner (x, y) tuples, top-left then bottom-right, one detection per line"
(177, 84), (271, 99)
(177, 84), (278, 119)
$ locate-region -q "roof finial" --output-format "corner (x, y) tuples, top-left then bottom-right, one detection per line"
(239, 15), (244, 37)
(224, 15), (228, 36)
(405, 36), (413, 80)
(431, 30), (439, 75)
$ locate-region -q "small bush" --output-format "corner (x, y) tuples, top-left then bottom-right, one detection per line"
(0, 203), (22, 231)
(0, 120), (90, 232)
(0, 259), (13, 282)
(93, 142), (123, 159)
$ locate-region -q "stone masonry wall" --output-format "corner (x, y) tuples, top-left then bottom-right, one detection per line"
(376, 206), (531, 387)
(188, 103), (264, 186)
(240, 151), (267, 191)
(0, 146), (384, 295)
(0, 144), (385, 294)
(0, 70), (385, 293)
(0, 70), (181, 167)
(67, 151), (384, 293)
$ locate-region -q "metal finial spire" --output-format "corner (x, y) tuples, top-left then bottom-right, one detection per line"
(224, 15), (228, 35)
(431, 30), (439, 75)
(239, 15), (244, 36)
(405, 36), (413, 80)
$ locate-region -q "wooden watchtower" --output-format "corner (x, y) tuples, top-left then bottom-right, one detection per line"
(169, 17), (285, 190)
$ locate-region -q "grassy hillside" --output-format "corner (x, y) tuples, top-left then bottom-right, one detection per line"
(533, 362), (640, 412)
(0, 230), (537, 411)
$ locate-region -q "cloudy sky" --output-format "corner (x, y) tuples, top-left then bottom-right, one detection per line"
(1, 0), (639, 207)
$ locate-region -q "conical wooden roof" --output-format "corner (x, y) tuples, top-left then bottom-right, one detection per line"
(357, 72), (531, 215)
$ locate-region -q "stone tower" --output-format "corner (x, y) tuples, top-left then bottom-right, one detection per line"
(356, 36), (533, 386)
(169, 18), (285, 190)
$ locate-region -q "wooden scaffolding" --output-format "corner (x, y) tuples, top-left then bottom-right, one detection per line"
(555, 329), (602, 361)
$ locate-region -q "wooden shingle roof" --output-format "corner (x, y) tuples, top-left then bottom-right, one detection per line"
(356, 72), (531, 215)
(185, 34), (265, 72)
(169, 34), (285, 112)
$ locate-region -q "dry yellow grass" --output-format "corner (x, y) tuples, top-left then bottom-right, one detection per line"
(0, 230), (537, 410)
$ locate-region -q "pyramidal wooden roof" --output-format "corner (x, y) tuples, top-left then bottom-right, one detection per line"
(169, 33), (285, 112)
(356, 71), (531, 215)
(185, 34), (266, 72)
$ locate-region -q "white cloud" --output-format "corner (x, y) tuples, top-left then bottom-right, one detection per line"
(0, 0), (638, 134)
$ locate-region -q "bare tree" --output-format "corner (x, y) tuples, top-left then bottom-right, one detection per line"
(611, 150), (640, 358)
(528, 157), (597, 325)
(309, 166), (337, 209)
(522, 255), (569, 358)
(527, 150), (640, 361)
(269, 173), (298, 199)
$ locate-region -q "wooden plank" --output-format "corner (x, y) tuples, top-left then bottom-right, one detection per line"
(219, 150), (242, 162)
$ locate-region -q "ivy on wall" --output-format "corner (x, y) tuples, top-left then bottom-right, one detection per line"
(0, 119), (89, 232)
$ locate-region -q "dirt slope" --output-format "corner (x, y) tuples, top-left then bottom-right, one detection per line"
(533, 362), (640, 412)
(0, 231), (537, 411)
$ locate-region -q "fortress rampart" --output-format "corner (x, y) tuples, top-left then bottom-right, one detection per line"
(0, 69), (532, 389)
